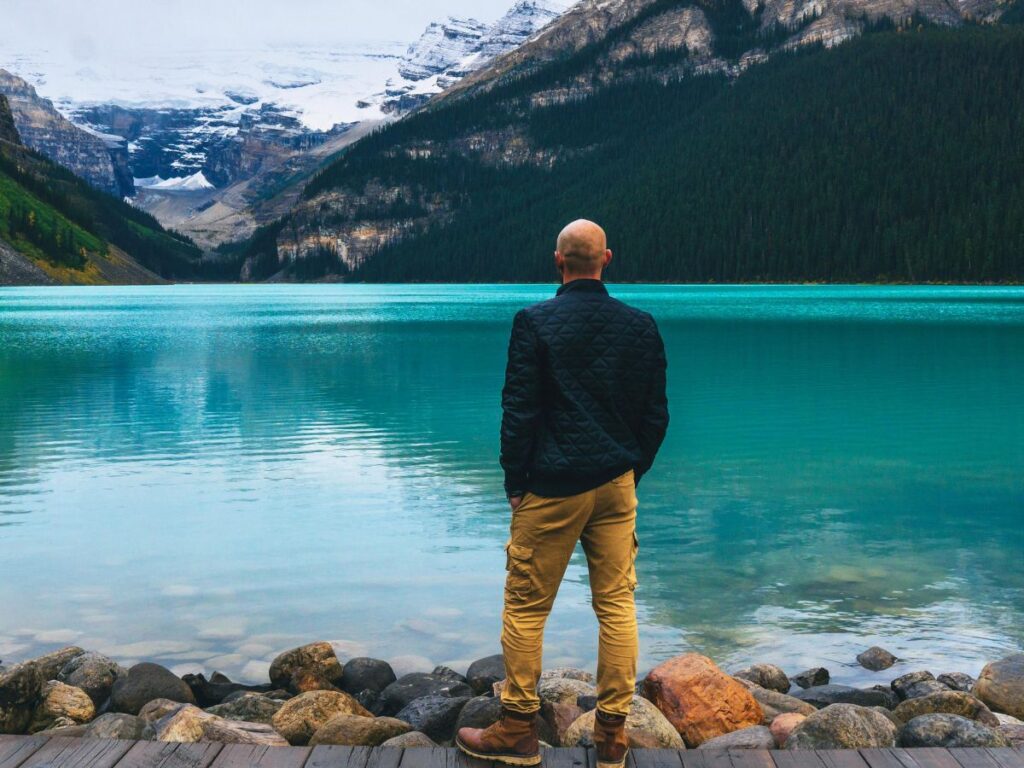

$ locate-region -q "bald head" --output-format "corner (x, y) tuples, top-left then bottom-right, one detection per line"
(555, 219), (611, 279)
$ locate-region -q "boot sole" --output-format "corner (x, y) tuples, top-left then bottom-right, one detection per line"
(596, 747), (630, 768)
(455, 736), (542, 766)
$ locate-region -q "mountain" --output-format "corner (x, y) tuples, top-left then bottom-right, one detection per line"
(0, 95), (206, 285)
(0, 70), (132, 198)
(226, 0), (1024, 283)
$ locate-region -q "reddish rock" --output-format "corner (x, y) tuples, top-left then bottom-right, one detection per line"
(771, 712), (807, 746)
(642, 653), (763, 747)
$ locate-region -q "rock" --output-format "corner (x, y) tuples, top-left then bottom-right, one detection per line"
(770, 713), (806, 747)
(432, 666), (467, 684)
(152, 704), (208, 742)
(698, 725), (775, 749)
(791, 668), (829, 689)
(733, 664), (790, 694)
(577, 696), (597, 712)
(0, 646), (85, 708)
(309, 714), (411, 746)
(792, 684), (897, 709)
(540, 667), (595, 684)
(57, 652), (125, 707)
(897, 713), (1010, 747)
(643, 653), (762, 747)
(110, 662), (196, 715)
(356, 690), (382, 715)
(379, 673), (473, 715)
(341, 658), (397, 696)
(744, 685), (817, 724)
(872, 706), (901, 726)
(395, 694), (471, 742)
(139, 698), (186, 723)
(996, 713), (1024, 725)
(892, 691), (1000, 727)
(182, 672), (272, 706)
(938, 672), (975, 692)
(291, 670), (343, 694)
(51, 712), (152, 740)
(455, 695), (503, 732)
(974, 654), (1024, 720)
(857, 647), (898, 672)
(29, 681), (95, 733)
(563, 695), (684, 749)
(30, 647), (87, 683)
(381, 730), (437, 747)
(42, 717), (79, 730)
(155, 703), (288, 745)
(0, 704), (31, 735)
(271, 690), (372, 746)
(999, 724), (1024, 747)
(466, 654), (505, 694)
(206, 692), (284, 724)
(891, 671), (948, 701)
(269, 642), (345, 692)
(786, 703), (897, 749)
(537, 677), (596, 745)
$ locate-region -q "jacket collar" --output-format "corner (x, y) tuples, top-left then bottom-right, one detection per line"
(556, 278), (608, 297)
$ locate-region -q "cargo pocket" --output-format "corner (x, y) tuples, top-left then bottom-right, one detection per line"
(627, 532), (639, 591)
(504, 540), (534, 603)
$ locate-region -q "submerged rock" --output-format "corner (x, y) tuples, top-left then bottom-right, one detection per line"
(974, 654), (1024, 720)
(786, 703), (897, 749)
(897, 713), (1010, 747)
(309, 713), (411, 746)
(697, 725), (775, 749)
(110, 663), (195, 715)
(563, 695), (683, 749)
(857, 647), (898, 672)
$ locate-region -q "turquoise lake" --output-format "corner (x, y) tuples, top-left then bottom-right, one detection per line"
(0, 284), (1021, 685)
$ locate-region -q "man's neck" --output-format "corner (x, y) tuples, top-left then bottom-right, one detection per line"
(561, 273), (602, 284)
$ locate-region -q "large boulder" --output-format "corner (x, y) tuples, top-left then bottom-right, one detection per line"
(792, 684), (896, 709)
(466, 655), (505, 695)
(57, 652), (125, 707)
(770, 713), (806, 747)
(0, 646), (86, 733)
(643, 653), (761, 747)
(733, 664), (790, 694)
(379, 673), (473, 715)
(742, 684), (817, 724)
(29, 681), (95, 733)
(563, 695), (684, 749)
(897, 713), (1010, 747)
(154, 703), (288, 745)
(271, 690), (372, 746)
(47, 712), (153, 740)
(974, 654), (1024, 720)
(697, 725), (775, 750)
(538, 677), (596, 745)
(790, 668), (829, 689)
(381, 730), (437, 747)
(891, 671), (948, 700)
(892, 690), (999, 727)
(786, 703), (897, 749)
(395, 694), (471, 742)
(341, 658), (397, 696)
(309, 714), (411, 746)
(857, 647), (898, 672)
(206, 692), (284, 725)
(110, 663), (196, 715)
(269, 642), (345, 692)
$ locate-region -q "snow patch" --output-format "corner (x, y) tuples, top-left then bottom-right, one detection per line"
(134, 171), (214, 191)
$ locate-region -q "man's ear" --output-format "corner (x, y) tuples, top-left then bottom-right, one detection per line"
(604, 249), (613, 268)
(554, 251), (564, 273)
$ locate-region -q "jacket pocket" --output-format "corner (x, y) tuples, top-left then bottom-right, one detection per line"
(504, 541), (535, 603)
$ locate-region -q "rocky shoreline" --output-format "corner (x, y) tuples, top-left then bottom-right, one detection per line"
(1, 643), (1022, 751)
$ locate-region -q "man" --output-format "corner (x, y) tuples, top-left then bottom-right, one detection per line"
(456, 220), (669, 768)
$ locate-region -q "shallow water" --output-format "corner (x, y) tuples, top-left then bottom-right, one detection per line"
(0, 285), (1021, 685)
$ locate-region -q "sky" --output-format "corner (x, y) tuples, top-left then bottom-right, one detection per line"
(2, 0), (531, 55)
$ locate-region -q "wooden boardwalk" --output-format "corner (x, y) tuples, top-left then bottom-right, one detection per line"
(0, 738), (1021, 768)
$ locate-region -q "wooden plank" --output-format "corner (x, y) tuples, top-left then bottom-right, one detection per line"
(451, 748), (493, 768)
(630, 747), (684, 768)
(860, 750), (907, 768)
(19, 737), (134, 768)
(0, 736), (51, 768)
(728, 750), (776, 768)
(117, 741), (224, 768)
(772, 751), (827, 768)
(366, 748), (405, 768)
(306, 746), (355, 768)
(816, 750), (871, 768)
(986, 751), (1024, 768)
(894, 749), (964, 768)
(949, 750), (1004, 768)
(207, 743), (310, 768)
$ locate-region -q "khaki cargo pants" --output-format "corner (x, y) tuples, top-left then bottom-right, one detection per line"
(499, 469), (639, 718)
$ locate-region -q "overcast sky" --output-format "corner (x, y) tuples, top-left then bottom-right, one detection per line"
(3, 0), (530, 55)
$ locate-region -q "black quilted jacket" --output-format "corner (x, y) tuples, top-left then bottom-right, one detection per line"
(500, 278), (669, 498)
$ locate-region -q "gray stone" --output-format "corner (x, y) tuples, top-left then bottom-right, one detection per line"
(892, 671), (949, 701)
(381, 730), (437, 747)
(897, 713), (1010, 747)
(562, 695), (684, 749)
(938, 672), (976, 692)
(698, 725), (775, 749)
(206, 692), (284, 724)
(46, 712), (153, 740)
(540, 668), (595, 684)
(999, 723), (1024, 747)
(341, 658), (397, 696)
(455, 695), (503, 732)
(790, 668), (829, 689)
(466, 654), (505, 695)
(892, 691), (1000, 727)
(791, 684), (897, 709)
(432, 666), (467, 684)
(857, 647), (898, 672)
(395, 694), (471, 742)
(786, 703), (897, 749)
(138, 698), (186, 723)
(57, 652), (126, 707)
(733, 664), (791, 693)
(380, 673), (473, 715)
(974, 654), (1024, 720)
(110, 663), (196, 715)
(745, 685), (817, 724)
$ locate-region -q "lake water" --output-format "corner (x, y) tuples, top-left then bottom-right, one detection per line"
(0, 285), (1021, 686)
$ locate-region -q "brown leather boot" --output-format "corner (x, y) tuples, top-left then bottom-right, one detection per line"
(456, 706), (541, 766)
(594, 710), (629, 768)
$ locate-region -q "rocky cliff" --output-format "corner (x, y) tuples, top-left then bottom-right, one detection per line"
(0, 70), (132, 198)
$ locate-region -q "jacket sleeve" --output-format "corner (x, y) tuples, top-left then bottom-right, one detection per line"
(634, 318), (669, 486)
(500, 309), (542, 497)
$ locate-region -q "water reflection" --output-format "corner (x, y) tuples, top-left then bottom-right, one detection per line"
(0, 285), (1021, 685)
